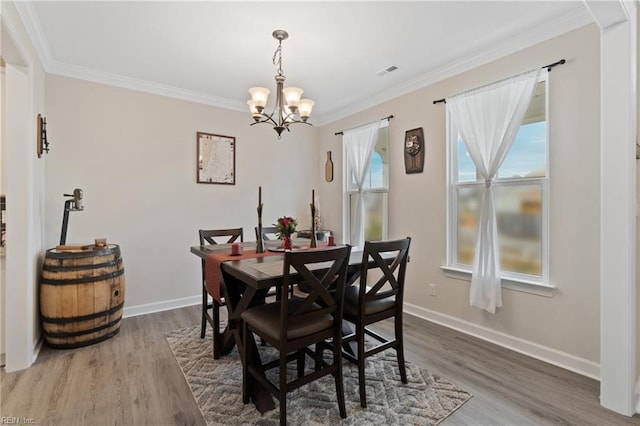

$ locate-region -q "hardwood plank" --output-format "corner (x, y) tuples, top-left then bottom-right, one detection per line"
(376, 314), (639, 425)
(2, 306), (205, 426)
(2, 306), (638, 425)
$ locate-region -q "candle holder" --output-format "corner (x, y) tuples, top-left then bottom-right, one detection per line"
(256, 203), (265, 253)
(310, 203), (317, 248)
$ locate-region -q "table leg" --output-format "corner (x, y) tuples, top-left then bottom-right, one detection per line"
(220, 272), (275, 413)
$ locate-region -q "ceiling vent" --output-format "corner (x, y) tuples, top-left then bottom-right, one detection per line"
(377, 65), (398, 76)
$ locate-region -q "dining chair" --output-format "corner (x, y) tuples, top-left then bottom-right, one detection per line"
(198, 228), (243, 357)
(255, 225), (278, 242)
(341, 237), (411, 408)
(255, 225), (295, 300)
(241, 245), (352, 426)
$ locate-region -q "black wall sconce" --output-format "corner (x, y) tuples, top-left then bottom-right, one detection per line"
(37, 113), (50, 158)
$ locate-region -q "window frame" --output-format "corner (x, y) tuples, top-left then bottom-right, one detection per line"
(445, 71), (550, 288)
(342, 123), (390, 247)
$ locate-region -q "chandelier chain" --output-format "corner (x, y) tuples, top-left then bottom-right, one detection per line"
(272, 42), (284, 76)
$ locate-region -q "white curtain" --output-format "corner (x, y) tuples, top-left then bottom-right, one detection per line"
(447, 69), (540, 313)
(344, 121), (380, 247)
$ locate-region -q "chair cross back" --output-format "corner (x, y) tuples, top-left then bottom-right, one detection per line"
(199, 228), (243, 245)
(362, 243), (410, 303)
(255, 226), (279, 241)
(281, 248), (348, 330)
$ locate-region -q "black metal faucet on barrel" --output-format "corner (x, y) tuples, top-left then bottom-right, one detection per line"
(59, 188), (84, 245)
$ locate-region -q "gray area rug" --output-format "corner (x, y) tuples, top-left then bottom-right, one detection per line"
(166, 326), (472, 425)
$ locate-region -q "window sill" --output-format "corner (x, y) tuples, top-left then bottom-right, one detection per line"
(440, 266), (556, 298)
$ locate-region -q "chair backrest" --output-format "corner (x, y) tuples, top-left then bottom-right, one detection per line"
(199, 228), (244, 245)
(358, 237), (411, 309)
(255, 226), (279, 241)
(280, 246), (351, 341)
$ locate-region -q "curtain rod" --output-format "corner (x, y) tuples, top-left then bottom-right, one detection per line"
(334, 115), (394, 136)
(432, 59), (566, 105)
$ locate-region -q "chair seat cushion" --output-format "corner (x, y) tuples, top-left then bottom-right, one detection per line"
(343, 285), (396, 318)
(241, 298), (333, 342)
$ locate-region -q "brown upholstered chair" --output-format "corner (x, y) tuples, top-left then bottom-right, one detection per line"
(241, 245), (352, 426)
(341, 237), (411, 408)
(198, 228), (243, 358)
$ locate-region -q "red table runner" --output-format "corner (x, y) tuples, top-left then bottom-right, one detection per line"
(205, 249), (278, 303)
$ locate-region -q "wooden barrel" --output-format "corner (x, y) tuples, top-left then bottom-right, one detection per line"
(40, 244), (125, 349)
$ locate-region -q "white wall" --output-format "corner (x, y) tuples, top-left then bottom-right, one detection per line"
(317, 24), (602, 369)
(45, 76), (318, 312)
(1, 61), (5, 363)
(1, 0), (47, 371)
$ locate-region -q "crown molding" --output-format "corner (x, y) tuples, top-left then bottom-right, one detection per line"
(13, 0), (53, 68)
(13, 1), (593, 125)
(315, 7), (594, 126)
(12, 0), (247, 111)
(46, 60), (248, 111)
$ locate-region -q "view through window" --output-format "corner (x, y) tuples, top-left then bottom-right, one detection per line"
(344, 125), (389, 244)
(448, 76), (548, 281)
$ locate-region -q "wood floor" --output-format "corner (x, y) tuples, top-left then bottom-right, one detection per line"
(2, 305), (638, 425)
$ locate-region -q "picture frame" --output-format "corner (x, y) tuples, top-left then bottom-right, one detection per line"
(404, 127), (424, 174)
(197, 132), (236, 185)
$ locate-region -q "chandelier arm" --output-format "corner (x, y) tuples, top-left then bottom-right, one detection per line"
(252, 114), (279, 127)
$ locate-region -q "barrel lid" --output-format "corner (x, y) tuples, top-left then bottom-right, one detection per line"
(46, 244), (120, 259)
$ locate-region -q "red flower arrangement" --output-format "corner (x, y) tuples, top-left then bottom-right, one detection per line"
(274, 216), (298, 239)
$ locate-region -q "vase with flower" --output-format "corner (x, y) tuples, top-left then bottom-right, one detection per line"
(274, 216), (298, 250)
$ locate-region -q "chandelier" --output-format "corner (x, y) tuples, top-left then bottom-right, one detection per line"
(247, 30), (315, 138)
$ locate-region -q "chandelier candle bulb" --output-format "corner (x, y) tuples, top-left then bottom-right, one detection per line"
(283, 87), (303, 108)
(298, 99), (315, 120)
(249, 87), (270, 110)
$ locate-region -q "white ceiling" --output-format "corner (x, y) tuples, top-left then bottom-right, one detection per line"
(16, 1), (593, 125)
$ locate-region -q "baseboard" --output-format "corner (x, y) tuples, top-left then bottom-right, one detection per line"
(635, 376), (640, 414)
(32, 336), (43, 364)
(123, 295), (200, 318)
(404, 303), (600, 381)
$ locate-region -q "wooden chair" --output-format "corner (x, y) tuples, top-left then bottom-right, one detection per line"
(255, 225), (294, 300)
(241, 245), (352, 426)
(255, 225), (278, 242)
(341, 237), (411, 408)
(198, 228), (243, 358)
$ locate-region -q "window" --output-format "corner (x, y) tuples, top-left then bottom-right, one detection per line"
(447, 72), (548, 284)
(344, 125), (389, 245)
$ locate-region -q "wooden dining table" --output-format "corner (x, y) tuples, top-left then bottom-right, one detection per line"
(189, 240), (389, 413)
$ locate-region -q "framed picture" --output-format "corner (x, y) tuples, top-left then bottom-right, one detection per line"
(197, 132), (235, 185)
(404, 127), (424, 174)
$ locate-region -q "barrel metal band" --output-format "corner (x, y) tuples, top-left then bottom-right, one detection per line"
(43, 257), (123, 273)
(41, 302), (124, 323)
(40, 267), (125, 285)
(44, 328), (121, 349)
(42, 317), (122, 338)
